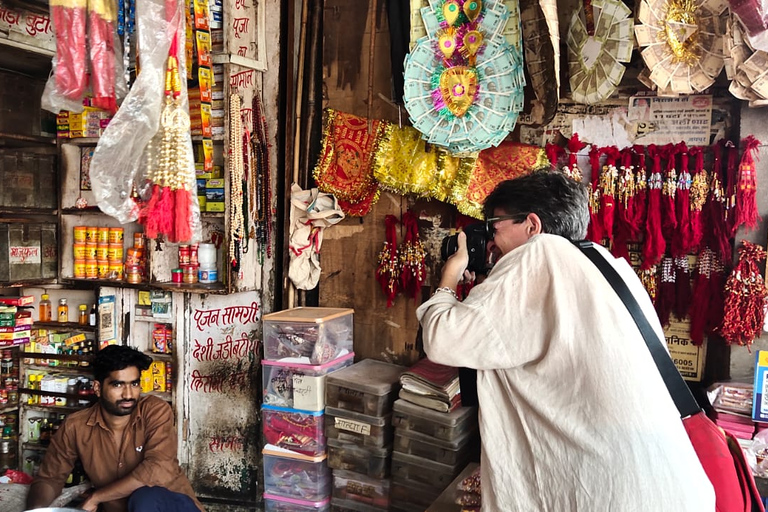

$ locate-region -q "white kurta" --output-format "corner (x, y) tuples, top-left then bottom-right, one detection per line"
(417, 234), (715, 512)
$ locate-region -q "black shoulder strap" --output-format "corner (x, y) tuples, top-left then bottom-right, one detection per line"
(574, 240), (701, 419)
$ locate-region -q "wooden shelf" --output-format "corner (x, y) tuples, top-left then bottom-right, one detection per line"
(201, 212), (226, 218)
(152, 281), (227, 294)
(20, 352), (94, 363)
(0, 279), (57, 289)
(23, 442), (48, 451)
(0, 207), (57, 216)
(19, 388), (97, 401)
(60, 137), (100, 146)
(0, 403), (18, 414)
(134, 316), (173, 323)
(33, 321), (97, 332)
(145, 351), (173, 360)
(61, 278), (151, 290)
(0, 132), (55, 148)
(24, 363), (92, 373)
(24, 403), (87, 414)
(60, 207), (102, 215)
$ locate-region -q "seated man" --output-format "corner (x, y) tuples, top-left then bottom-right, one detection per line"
(26, 345), (204, 512)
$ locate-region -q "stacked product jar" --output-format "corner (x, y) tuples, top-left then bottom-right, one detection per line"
(73, 226), (128, 281)
(323, 359), (406, 512)
(388, 399), (478, 511)
(261, 307), (357, 512)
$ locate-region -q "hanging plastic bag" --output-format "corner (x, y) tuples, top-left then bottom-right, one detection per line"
(288, 184), (345, 290)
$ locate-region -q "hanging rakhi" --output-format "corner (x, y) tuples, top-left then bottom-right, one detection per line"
(398, 211), (427, 301)
(724, 140), (739, 235)
(567, 0), (633, 104)
(612, 147), (635, 261)
(660, 144), (678, 241)
(705, 142), (731, 261)
(376, 215), (401, 307)
(687, 146), (707, 254)
(631, 145), (648, 237)
(51, 0), (88, 100)
(733, 135), (761, 232)
(655, 256), (675, 326)
(586, 145), (604, 242)
(545, 143), (565, 171)
(139, 37), (195, 242)
(719, 240), (768, 346)
(634, 0), (726, 95)
(253, 93), (272, 260)
(564, 133), (586, 181)
(673, 255), (691, 320)
(688, 247), (716, 345)
(229, 93), (245, 270)
(597, 146), (619, 244)
(88, 0), (119, 112)
(671, 142), (691, 257)
(642, 144), (665, 269)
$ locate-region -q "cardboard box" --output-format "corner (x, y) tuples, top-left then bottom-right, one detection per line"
(206, 178), (224, 189)
(753, 351), (768, 422)
(206, 202), (225, 212)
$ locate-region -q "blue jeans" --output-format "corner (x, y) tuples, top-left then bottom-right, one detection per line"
(127, 486), (198, 512)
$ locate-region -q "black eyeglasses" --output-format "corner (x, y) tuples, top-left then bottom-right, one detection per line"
(485, 214), (527, 236)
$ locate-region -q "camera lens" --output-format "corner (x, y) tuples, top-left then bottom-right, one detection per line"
(441, 234), (459, 262)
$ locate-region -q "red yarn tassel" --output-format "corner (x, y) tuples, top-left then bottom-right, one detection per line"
(631, 146), (647, 238)
(688, 248), (714, 346)
(642, 145), (665, 269)
(704, 142), (732, 261)
(655, 257), (675, 327)
(398, 211), (426, 301)
(687, 147), (705, 254)
(660, 144), (678, 242)
(718, 240), (768, 346)
(611, 148), (634, 261)
(734, 136), (761, 232)
(140, 184), (163, 239)
(565, 134), (587, 181)
(598, 146), (619, 243)
(724, 141), (739, 235)
(586, 146), (604, 243)
(155, 186), (176, 238)
(672, 143), (691, 257)
(673, 256), (691, 320)
(376, 215), (400, 307)
(705, 257), (727, 337)
(174, 188), (193, 243)
(545, 143), (564, 170)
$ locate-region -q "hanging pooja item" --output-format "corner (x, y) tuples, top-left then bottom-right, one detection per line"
(50, 0), (88, 101)
(376, 215), (401, 307)
(313, 109), (385, 217)
(566, 0), (633, 104)
(564, 133), (586, 181)
(687, 146), (707, 254)
(373, 125), (440, 197)
(586, 145), (604, 242)
(719, 240), (768, 346)
(597, 146), (619, 244)
(660, 144), (678, 241)
(673, 255), (691, 320)
(519, 0), (560, 126)
(229, 93), (245, 269)
(612, 147), (635, 261)
(252, 93), (272, 261)
(724, 140), (740, 235)
(724, 14), (768, 106)
(631, 145), (648, 237)
(634, 0), (727, 95)
(88, 0), (118, 112)
(642, 144), (665, 269)
(704, 141), (731, 261)
(655, 256), (675, 326)
(688, 248), (719, 345)
(402, 0), (526, 154)
(398, 211), (427, 301)
(733, 135), (761, 232)
(672, 142), (691, 257)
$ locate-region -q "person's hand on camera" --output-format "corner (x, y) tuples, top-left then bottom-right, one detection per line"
(440, 231), (469, 288)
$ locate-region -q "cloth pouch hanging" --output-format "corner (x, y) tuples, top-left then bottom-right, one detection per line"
(288, 184), (345, 290)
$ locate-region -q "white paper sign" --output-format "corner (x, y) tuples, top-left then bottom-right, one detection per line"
(292, 374), (325, 411)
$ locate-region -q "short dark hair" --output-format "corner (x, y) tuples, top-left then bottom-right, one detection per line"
(93, 345), (152, 383)
(483, 171), (590, 241)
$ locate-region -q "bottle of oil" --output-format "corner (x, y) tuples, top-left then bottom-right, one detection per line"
(38, 294), (51, 322)
(57, 299), (69, 323)
(78, 304), (88, 325)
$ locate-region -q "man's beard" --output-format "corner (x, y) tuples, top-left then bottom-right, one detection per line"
(100, 397), (138, 416)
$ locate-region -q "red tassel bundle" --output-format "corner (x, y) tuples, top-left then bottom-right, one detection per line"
(631, 146), (648, 238)
(52, 3), (88, 100)
(655, 257), (676, 327)
(687, 147), (706, 254)
(611, 148), (635, 261)
(724, 141), (739, 235)
(545, 143), (564, 171)
(733, 136), (761, 233)
(704, 142), (732, 261)
(376, 215), (400, 307)
(587, 146), (604, 243)
(660, 144), (678, 241)
(565, 134), (586, 182)
(399, 211), (427, 301)
(88, 3), (118, 113)
(688, 248), (715, 346)
(598, 146), (619, 243)
(174, 188), (193, 242)
(672, 143), (691, 257)
(718, 240), (768, 346)
(642, 145), (665, 269)
(673, 256), (691, 320)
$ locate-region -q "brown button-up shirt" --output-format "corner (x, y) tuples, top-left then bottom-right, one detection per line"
(34, 395), (204, 512)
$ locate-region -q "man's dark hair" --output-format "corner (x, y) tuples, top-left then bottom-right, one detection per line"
(483, 171), (590, 241)
(93, 345), (152, 383)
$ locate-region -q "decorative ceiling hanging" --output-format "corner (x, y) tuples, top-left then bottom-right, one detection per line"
(634, 0), (728, 95)
(567, 0), (633, 104)
(403, 0), (525, 155)
(724, 13), (768, 106)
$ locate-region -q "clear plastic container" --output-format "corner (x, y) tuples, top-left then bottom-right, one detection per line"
(327, 438), (391, 478)
(262, 444), (331, 502)
(393, 427), (476, 466)
(331, 469), (390, 509)
(263, 493), (330, 512)
(390, 451), (463, 489)
(262, 352), (355, 411)
(330, 497), (389, 512)
(391, 399), (477, 442)
(262, 405), (325, 457)
(325, 406), (393, 448)
(263, 307), (354, 364)
(390, 477), (444, 511)
(325, 359), (406, 416)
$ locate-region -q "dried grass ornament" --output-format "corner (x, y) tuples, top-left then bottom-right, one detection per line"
(719, 240), (768, 346)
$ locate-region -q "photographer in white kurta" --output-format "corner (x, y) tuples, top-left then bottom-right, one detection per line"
(417, 171), (714, 511)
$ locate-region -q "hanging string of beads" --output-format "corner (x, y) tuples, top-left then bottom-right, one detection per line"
(252, 92), (272, 261)
(229, 93), (245, 270)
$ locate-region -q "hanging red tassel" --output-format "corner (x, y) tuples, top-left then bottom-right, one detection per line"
(673, 255), (691, 320)
(655, 257), (676, 327)
(704, 142), (732, 262)
(598, 146), (619, 244)
(724, 141), (739, 235)
(687, 147), (706, 254)
(545, 143), (565, 171)
(642, 145), (665, 269)
(660, 143), (678, 242)
(705, 255), (727, 337)
(631, 146), (647, 238)
(672, 143), (691, 257)
(398, 211), (427, 301)
(155, 186), (176, 239)
(376, 215), (400, 307)
(688, 248), (715, 346)
(718, 240), (768, 346)
(174, 188), (193, 243)
(611, 148), (634, 261)
(140, 185), (163, 240)
(733, 136), (761, 233)
(565, 134), (586, 182)
(586, 146), (604, 243)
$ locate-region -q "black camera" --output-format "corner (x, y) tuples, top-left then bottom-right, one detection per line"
(441, 223), (489, 274)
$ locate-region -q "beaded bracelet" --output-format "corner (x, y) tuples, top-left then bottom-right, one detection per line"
(434, 287), (459, 299)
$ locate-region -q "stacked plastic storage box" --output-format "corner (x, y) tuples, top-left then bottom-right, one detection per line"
(261, 307), (357, 512)
(389, 400), (478, 512)
(323, 359), (406, 512)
